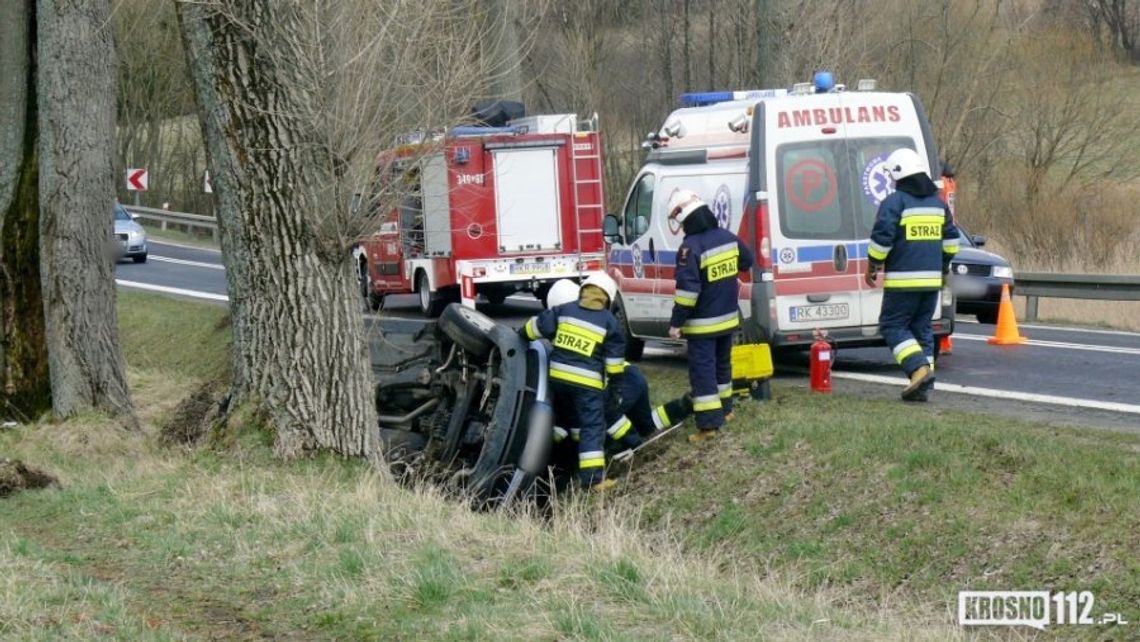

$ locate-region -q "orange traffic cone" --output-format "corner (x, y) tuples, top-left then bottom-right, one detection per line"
(987, 284), (1027, 345)
(939, 334), (953, 355)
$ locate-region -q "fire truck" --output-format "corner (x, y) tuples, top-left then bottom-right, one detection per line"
(355, 109), (607, 316)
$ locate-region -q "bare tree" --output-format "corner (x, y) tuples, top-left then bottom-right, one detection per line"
(176, 0), (520, 458)
(36, 0), (135, 422)
(0, 2), (50, 420)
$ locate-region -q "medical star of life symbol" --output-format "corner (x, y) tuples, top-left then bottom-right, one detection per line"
(631, 243), (644, 278)
(713, 184), (732, 229)
(863, 153), (895, 207)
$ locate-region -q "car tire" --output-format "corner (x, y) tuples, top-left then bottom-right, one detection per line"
(132, 253), (147, 264)
(976, 310), (998, 325)
(359, 261), (382, 312)
(417, 270), (447, 317)
(438, 303), (495, 358)
(613, 297), (644, 361)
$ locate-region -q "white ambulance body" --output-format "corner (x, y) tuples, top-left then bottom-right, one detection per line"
(604, 80), (953, 357)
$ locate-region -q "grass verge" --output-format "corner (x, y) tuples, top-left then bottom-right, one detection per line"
(0, 293), (971, 641)
(632, 364), (1140, 638)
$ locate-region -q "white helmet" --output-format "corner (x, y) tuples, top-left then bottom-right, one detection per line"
(581, 271), (618, 305)
(546, 279), (580, 308)
(883, 148), (928, 182)
(666, 188), (706, 224)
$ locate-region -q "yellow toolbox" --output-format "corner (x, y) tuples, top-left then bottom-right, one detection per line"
(731, 342), (774, 400)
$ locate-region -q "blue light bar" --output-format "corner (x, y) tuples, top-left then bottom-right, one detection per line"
(678, 89), (786, 107)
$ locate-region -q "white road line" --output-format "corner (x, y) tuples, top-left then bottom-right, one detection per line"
(149, 255), (225, 270)
(116, 279), (229, 302)
(833, 371), (1140, 415)
(951, 333), (1140, 356)
(957, 319), (1140, 338)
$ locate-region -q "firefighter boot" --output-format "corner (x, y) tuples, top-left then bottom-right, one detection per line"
(688, 429), (719, 444)
(901, 366), (932, 402)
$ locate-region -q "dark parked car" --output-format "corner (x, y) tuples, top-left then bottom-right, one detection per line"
(369, 304), (554, 505)
(114, 203), (148, 263)
(948, 229), (1014, 324)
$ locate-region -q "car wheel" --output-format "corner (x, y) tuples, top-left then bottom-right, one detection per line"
(438, 303), (495, 358)
(613, 297), (644, 361)
(132, 253), (147, 264)
(417, 271), (446, 317)
(977, 310), (998, 325)
(359, 261), (382, 312)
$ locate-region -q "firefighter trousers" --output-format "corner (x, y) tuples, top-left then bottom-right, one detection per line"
(604, 367), (648, 450)
(879, 290), (938, 377)
(687, 333), (734, 430)
(551, 381), (606, 487)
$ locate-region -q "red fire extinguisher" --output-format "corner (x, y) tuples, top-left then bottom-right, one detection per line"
(810, 330), (832, 393)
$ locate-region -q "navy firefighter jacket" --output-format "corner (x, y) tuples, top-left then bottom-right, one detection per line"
(670, 221), (754, 337)
(867, 190), (960, 291)
(523, 302), (625, 390)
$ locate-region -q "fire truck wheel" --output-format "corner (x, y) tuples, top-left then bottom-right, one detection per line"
(439, 303), (495, 358)
(613, 298), (645, 361)
(417, 271), (447, 317)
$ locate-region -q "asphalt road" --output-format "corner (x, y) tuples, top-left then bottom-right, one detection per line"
(117, 241), (1140, 431)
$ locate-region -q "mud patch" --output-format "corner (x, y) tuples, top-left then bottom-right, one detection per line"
(0, 458), (59, 497)
(159, 381), (228, 447)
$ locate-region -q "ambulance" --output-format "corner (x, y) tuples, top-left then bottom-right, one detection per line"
(603, 75), (954, 358)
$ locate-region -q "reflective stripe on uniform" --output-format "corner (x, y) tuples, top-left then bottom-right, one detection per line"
(942, 237), (960, 254)
(717, 383), (733, 399)
(552, 425), (568, 443)
(549, 362), (604, 389)
(884, 270), (943, 289)
(523, 317), (541, 340)
(579, 450), (605, 469)
(868, 240), (891, 261)
(674, 289), (699, 307)
(651, 405), (673, 431)
(892, 338), (922, 365)
(570, 428), (581, 442)
(682, 311), (739, 335)
(900, 207), (944, 219)
(699, 242), (739, 267)
(605, 357), (625, 375)
(692, 394), (722, 412)
(559, 316), (607, 339)
(607, 416), (633, 440)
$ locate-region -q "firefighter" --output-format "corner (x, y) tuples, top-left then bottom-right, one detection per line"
(666, 189), (754, 443)
(865, 148), (960, 402)
(522, 273), (625, 492)
(544, 280), (694, 455)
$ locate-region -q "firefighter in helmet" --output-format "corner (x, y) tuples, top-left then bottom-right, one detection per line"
(666, 189), (754, 443)
(543, 280), (695, 458)
(522, 273), (625, 492)
(865, 148), (960, 401)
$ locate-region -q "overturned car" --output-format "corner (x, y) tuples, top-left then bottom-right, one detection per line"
(368, 304), (554, 504)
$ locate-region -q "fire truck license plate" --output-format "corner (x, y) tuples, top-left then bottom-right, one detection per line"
(790, 303), (849, 322)
(510, 262), (551, 275)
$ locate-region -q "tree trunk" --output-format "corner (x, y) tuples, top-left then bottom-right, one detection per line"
(36, 0), (134, 422)
(177, 1), (379, 459)
(0, 1), (51, 420)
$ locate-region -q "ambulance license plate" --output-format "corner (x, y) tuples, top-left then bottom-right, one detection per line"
(790, 303), (849, 322)
(510, 262), (550, 275)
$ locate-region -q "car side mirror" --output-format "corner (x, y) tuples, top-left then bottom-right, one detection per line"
(971, 234), (986, 247)
(603, 213), (622, 244)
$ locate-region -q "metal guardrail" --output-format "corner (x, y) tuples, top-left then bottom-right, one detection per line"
(123, 205), (218, 241)
(1016, 272), (1140, 321)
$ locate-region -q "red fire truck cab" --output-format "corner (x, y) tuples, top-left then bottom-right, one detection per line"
(355, 112), (607, 316)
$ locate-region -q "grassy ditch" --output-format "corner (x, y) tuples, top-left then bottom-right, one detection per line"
(632, 364), (1140, 634)
(0, 293), (970, 641)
